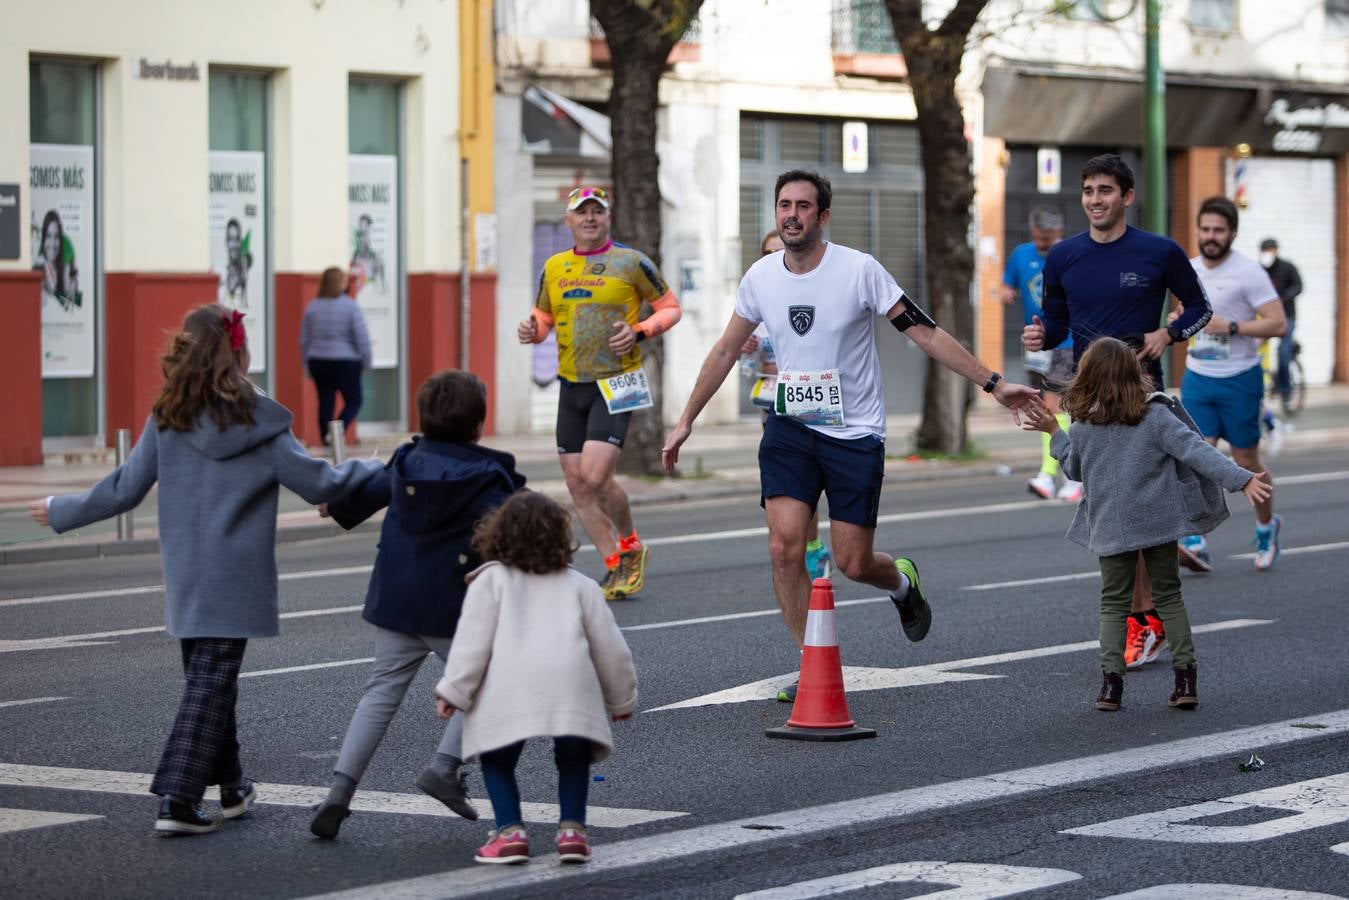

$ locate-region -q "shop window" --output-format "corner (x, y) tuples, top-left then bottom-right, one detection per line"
(347, 79), (402, 423)
(1190, 0), (1236, 31)
(1329, 0), (1349, 37)
(209, 71), (269, 386)
(31, 60), (99, 440)
(739, 117), (764, 162)
(739, 184), (765, 274)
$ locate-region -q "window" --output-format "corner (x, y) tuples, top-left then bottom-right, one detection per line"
(31, 60), (99, 439)
(348, 79), (402, 423)
(1329, 0), (1349, 37)
(1190, 0), (1236, 31)
(209, 71), (269, 384)
(831, 0), (900, 55)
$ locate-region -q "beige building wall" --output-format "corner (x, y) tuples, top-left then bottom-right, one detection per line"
(0, 0), (462, 274)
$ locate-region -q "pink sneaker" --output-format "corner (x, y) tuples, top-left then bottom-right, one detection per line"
(474, 827), (529, 864)
(557, 825), (591, 864)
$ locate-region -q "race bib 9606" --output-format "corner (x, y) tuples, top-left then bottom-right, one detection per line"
(598, 366), (654, 414)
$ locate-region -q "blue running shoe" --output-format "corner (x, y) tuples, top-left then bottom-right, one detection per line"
(1254, 515), (1282, 571)
(804, 540), (831, 580)
(1178, 535), (1211, 573)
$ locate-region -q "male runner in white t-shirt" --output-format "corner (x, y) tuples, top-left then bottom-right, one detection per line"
(663, 170), (1036, 701)
(1172, 195), (1284, 571)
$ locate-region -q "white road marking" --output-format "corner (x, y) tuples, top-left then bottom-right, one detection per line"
(240, 658), (376, 679)
(0, 605), (363, 654)
(620, 595), (887, 632)
(0, 763), (683, 830)
(963, 571), (1099, 592)
(0, 565), (372, 609)
(1101, 886), (1346, 900)
(1062, 772), (1349, 843)
(1332, 841), (1349, 857)
(1231, 540), (1349, 561)
(296, 708), (1349, 900)
(734, 861), (1081, 900)
(0, 807), (103, 835)
(0, 697), (68, 709)
(645, 618), (1273, 712)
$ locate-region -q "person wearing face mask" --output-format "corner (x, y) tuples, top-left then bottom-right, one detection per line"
(1258, 239), (1302, 410)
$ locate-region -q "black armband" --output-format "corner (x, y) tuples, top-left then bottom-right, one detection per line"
(889, 293), (937, 332)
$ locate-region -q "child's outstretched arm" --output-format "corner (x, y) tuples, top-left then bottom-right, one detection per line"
(270, 430), (383, 505)
(43, 416), (160, 534)
(1018, 396), (1060, 435)
(1242, 472), (1273, 507)
(1157, 413), (1259, 495)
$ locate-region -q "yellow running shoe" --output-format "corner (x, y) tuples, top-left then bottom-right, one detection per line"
(600, 565), (624, 601)
(615, 544), (648, 597)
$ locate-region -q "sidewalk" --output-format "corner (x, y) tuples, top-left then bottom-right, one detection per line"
(4, 386), (1348, 565)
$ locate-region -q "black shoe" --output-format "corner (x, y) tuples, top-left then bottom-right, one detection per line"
(415, 768), (480, 821)
(219, 779), (256, 819)
(776, 680), (798, 703)
(1096, 672), (1124, 711)
(1169, 665), (1199, 709)
(892, 558), (931, 642)
(309, 801), (351, 839)
(155, 797), (218, 836)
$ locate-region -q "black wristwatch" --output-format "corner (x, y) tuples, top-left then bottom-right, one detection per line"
(982, 372), (1002, 394)
(634, 327), (647, 343)
(1166, 325), (1183, 344)
(1227, 320), (1240, 336)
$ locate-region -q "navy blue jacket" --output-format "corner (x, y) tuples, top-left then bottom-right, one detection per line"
(328, 438), (526, 638)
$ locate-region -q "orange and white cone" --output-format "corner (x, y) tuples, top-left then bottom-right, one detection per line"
(766, 577), (877, 742)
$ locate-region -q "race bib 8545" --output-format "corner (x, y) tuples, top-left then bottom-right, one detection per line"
(775, 369), (845, 427)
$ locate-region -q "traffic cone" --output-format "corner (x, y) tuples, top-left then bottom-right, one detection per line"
(766, 577), (877, 742)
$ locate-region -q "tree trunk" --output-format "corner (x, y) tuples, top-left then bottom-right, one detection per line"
(591, 0), (704, 476)
(886, 0), (990, 455)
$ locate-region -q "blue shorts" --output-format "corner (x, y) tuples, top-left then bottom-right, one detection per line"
(758, 414), (885, 528)
(1180, 364), (1263, 449)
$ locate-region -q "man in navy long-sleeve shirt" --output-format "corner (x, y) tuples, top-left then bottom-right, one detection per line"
(1023, 153), (1212, 679)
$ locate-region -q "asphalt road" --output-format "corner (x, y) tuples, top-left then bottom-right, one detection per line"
(2, 447), (1348, 899)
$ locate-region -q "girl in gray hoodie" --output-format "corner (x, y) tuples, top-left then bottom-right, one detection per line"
(29, 304), (383, 836)
(1020, 338), (1271, 712)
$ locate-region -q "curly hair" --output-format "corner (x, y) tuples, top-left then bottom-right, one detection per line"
(1061, 337), (1152, 426)
(471, 491), (576, 574)
(152, 304), (256, 432)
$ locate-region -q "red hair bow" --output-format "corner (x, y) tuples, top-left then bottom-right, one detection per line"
(221, 309), (247, 351)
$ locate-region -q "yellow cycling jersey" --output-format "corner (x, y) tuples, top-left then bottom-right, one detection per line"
(534, 241), (672, 383)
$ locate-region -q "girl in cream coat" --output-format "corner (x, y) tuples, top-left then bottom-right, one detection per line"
(435, 491), (637, 866)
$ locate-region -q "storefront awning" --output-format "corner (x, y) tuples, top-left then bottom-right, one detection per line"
(983, 66), (1349, 156)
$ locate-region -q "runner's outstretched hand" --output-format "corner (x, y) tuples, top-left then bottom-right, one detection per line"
(992, 379), (1039, 417)
(661, 421), (692, 475)
(609, 321), (638, 354)
(516, 316), (537, 344)
(1242, 472), (1273, 507)
(1022, 315), (1045, 352)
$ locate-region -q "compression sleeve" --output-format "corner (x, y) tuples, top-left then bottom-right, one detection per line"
(1040, 248), (1070, 350)
(635, 291), (682, 339)
(1165, 242), (1213, 340)
(529, 307), (554, 343)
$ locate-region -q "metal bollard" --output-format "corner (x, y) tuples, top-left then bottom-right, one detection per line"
(328, 421), (347, 463)
(115, 429), (134, 540)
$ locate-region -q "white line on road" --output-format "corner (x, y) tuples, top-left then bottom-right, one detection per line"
(0, 763), (684, 830)
(0, 605), (363, 654)
(0, 807), (103, 835)
(296, 707), (1349, 900)
(962, 571), (1099, 591)
(0, 565), (372, 609)
(1230, 540), (1349, 561)
(734, 861), (1082, 900)
(0, 697), (68, 709)
(645, 618), (1273, 712)
(240, 657), (376, 679)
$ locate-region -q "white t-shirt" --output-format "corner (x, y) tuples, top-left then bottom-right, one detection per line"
(733, 243), (902, 439)
(1186, 250), (1280, 379)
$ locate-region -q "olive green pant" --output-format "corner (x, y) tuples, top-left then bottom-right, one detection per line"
(1098, 543), (1195, 676)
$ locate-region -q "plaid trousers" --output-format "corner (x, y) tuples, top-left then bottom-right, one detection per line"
(150, 638), (248, 802)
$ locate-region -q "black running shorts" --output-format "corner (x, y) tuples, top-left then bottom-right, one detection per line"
(556, 378), (631, 453)
(758, 414), (885, 528)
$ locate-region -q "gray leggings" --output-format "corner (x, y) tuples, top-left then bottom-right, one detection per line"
(1098, 543), (1196, 676)
(335, 627), (463, 781)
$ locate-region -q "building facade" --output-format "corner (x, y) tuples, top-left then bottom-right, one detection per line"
(0, 0), (491, 464)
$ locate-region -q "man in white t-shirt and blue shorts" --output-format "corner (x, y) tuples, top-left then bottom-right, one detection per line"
(663, 170), (1036, 702)
(1173, 196), (1285, 572)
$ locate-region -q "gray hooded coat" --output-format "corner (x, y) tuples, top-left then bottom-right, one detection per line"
(49, 395), (382, 638)
(1049, 394), (1254, 557)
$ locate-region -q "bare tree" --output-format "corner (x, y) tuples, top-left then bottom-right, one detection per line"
(883, 0), (992, 454)
(591, 0), (705, 475)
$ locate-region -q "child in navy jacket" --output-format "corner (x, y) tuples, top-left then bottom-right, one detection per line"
(310, 370), (526, 839)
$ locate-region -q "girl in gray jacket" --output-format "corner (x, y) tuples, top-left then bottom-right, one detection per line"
(1021, 338), (1271, 712)
(29, 305), (382, 836)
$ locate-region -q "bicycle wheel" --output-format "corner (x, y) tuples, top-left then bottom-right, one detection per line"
(1282, 357), (1306, 415)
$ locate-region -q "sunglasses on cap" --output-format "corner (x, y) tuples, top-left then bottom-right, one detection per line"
(567, 186), (610, 210)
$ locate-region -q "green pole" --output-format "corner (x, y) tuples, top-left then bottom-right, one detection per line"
(1144, 0), (1170, 382)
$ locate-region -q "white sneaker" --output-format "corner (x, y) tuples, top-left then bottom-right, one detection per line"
(1056, 480), (1083, 502)
(1027, 471), (1056, 499)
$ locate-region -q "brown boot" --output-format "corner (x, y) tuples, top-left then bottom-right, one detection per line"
(1169, 665), (1198, 709)
(1096, 672), (1123, 711)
